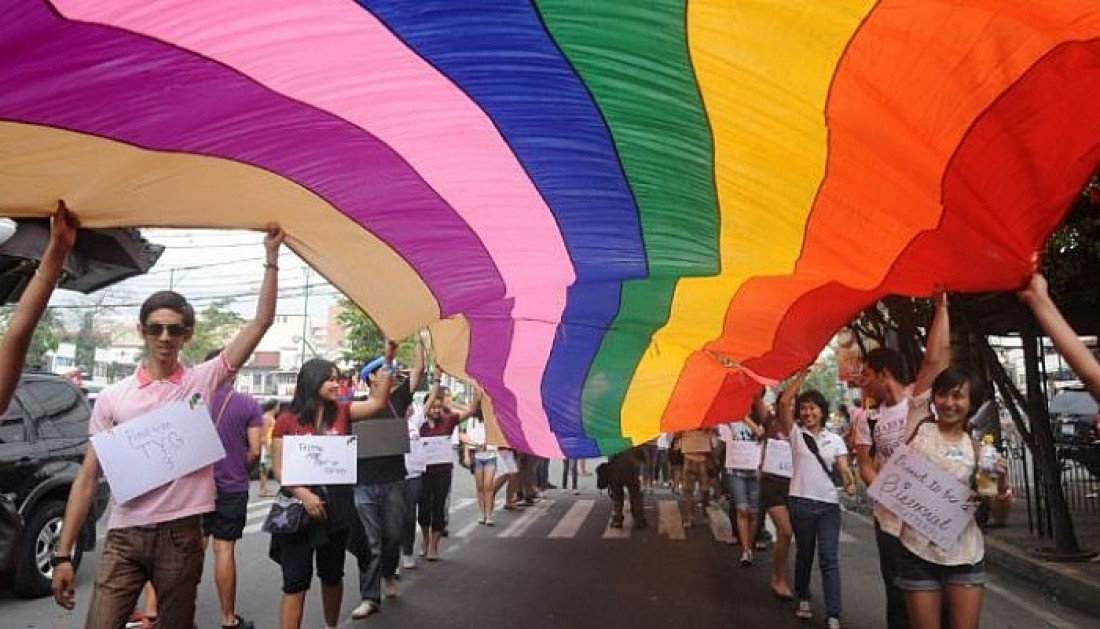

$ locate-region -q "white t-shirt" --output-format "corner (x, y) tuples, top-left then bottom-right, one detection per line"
(405, 407), (427, 478)
(789, 425), (848, 504)
(854, 397), (910, 463)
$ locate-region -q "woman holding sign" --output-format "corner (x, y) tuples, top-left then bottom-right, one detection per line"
(270, 359), (392, 629)
(891, 366), (1007, 629)
(756, 380), (804, 601)
(781, 377), (857, 628)
(717, 415), (764, 567)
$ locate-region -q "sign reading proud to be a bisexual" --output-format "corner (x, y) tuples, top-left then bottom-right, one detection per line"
(868, 445), (976, 551)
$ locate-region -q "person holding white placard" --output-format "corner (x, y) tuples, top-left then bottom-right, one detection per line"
(418, 380), (481, 560)
(757, 383), (800, 602)
(855, 290), (952, 629)
(782, 379), (857, 629)
(717, 417), (763, 567)
(51, 226), (284, 629)
(892, 366), (1008, 629)
(270, 358), (393, 629)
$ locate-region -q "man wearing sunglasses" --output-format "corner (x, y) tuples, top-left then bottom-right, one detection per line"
(51, 227), (286, 629)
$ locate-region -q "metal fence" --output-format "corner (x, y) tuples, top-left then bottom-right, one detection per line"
(1002, 436), (1100, 537)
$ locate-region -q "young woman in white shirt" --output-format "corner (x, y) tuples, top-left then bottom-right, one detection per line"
(780, 383), (857, 628)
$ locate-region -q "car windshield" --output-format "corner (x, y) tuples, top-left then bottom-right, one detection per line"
(1051, 390), (1099, 416)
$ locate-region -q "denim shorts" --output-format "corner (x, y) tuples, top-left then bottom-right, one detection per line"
(895, 546), (985, 591)
(725, 470), (760, 513)
(473, 453), (497, 471)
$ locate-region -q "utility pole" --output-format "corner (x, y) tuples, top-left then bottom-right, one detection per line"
(300, 266), (310, 368)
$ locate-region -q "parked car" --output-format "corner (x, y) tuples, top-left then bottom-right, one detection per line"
(1051, 388), (1100, 445)
(0, 373), (110, 597)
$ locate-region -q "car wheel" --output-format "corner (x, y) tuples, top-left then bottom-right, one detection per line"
(13, 499), (82, 598)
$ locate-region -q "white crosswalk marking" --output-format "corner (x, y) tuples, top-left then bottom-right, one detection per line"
(658, 500), (685, 540)
(449, 497), (476, 513)
(498, 500), (554, 538)
(549, 500), (595, 538)
(840, 529), (856, 543)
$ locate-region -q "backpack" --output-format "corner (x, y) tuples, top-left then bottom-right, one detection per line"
(595, 462), (610, 490)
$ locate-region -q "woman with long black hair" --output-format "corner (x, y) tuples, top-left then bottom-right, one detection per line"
(270, 358), (392, 629)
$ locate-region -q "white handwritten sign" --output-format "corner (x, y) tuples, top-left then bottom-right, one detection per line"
(868, 445), (976, 551)
(421, 436), (454, 465)
(282, 436), (358, 485)
(761, 439), (793, 478)
(91, 401), (226, 503)
(726, 440), (762, 471)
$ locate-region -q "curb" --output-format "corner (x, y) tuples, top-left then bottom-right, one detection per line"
(982, 535), (1100, 619)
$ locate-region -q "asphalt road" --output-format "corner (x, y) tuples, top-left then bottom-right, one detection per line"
(2, 463), (1098, 628)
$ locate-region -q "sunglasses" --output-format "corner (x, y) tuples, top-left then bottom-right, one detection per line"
(142, 323), (190, 338)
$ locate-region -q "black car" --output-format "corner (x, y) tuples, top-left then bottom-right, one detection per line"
(1051, 388), (1100, 445)
(0, 373), (110, 597)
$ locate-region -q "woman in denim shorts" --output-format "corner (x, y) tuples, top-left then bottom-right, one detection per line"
(894, 366), (1008, 629)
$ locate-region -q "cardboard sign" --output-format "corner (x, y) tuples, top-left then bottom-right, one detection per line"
(91, 401), (226, 503)
(761, 439), (793, 478)
(868, 445), (976, 551)
(421, 435), (454, 465)
(281, 435), (358, 485)
(726, 440), (762, 471)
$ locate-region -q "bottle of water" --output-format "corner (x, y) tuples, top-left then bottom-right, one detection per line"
(976, 434), (1000, 497)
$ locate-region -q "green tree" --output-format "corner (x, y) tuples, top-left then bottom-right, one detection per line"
(0, 305), (63, 369)
(337, 298), (385, 364)
(182, 300), (245, 365)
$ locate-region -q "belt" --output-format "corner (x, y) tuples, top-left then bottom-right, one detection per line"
(133, 514), (202, 532)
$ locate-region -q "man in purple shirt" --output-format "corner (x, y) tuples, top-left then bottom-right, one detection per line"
(202, 349), (262, 629)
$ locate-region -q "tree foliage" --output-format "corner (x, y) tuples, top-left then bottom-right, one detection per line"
(182, 300), (245, 365)
(0, 305), (63, 369)
(337, 298), (385, 366)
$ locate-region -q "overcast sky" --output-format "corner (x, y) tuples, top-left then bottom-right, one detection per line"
(50, 228), (339, 327)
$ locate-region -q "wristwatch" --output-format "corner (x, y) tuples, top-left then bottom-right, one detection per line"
(49, 554), (72, 568)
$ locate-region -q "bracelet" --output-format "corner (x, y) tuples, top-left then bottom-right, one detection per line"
(263, 262), (279, 271)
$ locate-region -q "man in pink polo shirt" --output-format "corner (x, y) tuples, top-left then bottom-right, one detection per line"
(50, 227), (285, 629)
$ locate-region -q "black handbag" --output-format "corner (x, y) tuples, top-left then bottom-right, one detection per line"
(261, 491), (307, 535)
(0, 493), (24, 573)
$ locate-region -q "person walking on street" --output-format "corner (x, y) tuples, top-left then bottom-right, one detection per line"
(50, 228), (285, 629)
(202, 350), (263, 629)
(782, 374), (857, 629)
(853, 291), (951, 629)
(259, 399), (279, 497)
(270, 359), (393, 629)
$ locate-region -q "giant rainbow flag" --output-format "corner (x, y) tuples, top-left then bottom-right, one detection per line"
(3, 1), (1099, 456)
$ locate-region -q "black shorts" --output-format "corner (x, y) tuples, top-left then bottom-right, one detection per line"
(203, 491), (249, 541)
(759, 474), (791, 510)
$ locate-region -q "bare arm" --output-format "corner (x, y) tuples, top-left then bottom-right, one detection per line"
(856, 445), (876, 486)
(349, 369), (393, 420)
(0, 204), (76, 413)
(407, 339), (426, 393)
(742, 414), (764, 440)
(223, 227), (284, 370)
(777, 369), (810, 434)
(246, 425), (262, 468)
(836, 454), (857, 496)
(50, 446), (99, 609)
(454, 388), (482, 422)
(1021, 274), (1100, 402)
(912, 289), (951, 398)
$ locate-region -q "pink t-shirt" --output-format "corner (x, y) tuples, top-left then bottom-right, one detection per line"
(91, 355), (232, 529)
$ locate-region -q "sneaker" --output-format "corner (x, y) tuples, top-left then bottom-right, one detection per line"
(383, 577), (398, 599)
(478, 516), (486, 525)
(485, 517), (495, 526)
(609, 518), (624, 529)
(795, 600), (813, 620)
(739, 550), (754, 567)
(572, 489), (580, 495)
(351, 602), (377, 620)
(402, 554), (417, 570)
(826, 618), (841, 629)
(755, 539), (770, 551)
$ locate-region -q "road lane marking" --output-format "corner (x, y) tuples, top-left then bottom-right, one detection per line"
(453, 519), (482, 538)
(449, 497), (476, 513)
(498, 500), (555, 538)
(602, 514), (632, 539)
(549, 500), (595, 538)
(658, 500), (686, 540)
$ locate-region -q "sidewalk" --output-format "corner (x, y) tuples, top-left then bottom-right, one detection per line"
(844, 494), (1100, 619)
(981, 508), (1100, 619)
